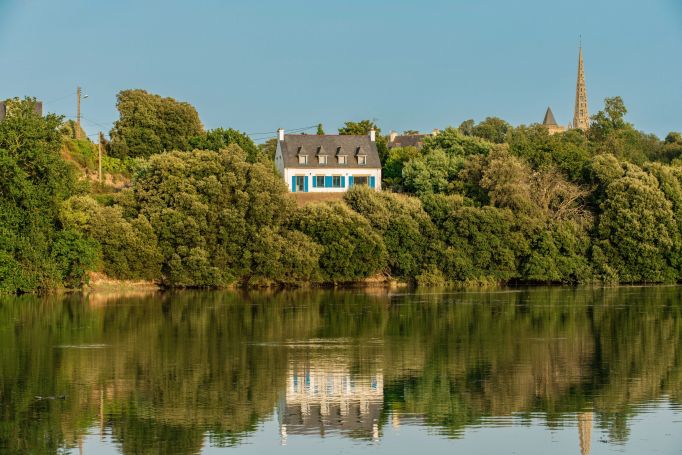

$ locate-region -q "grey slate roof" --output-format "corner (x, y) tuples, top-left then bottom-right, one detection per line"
(543, 107), (558, 126)
(280, 134), (381, 169)
(387, 134), (428, 149)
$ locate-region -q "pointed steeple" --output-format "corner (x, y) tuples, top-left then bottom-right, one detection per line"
(573, 43), (589, 130)
(543, 106), (558, 126)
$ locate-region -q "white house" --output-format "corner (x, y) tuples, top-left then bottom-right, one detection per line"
(274, 128), (382, 193)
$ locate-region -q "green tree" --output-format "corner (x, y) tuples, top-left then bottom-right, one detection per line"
(316, 123), (325, 135)
(592, 158), (678, 282)
(127, 145), (320, 287)
(344, 186), (441, 279)
(108, 89), (203, 158)
(0, 98), (95, 292)
(471, 116), (511, 143)
(189, 128), (260, 162)
(292, 202), (387, 282)
(402, 148), (464, 195)
(60, 196), (162, 280)
(339, 120), (388, 163)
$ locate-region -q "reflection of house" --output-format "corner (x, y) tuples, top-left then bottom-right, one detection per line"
(278, 362), (383, 443)
(275, 129), (382, 193)
(578, 412), (592, 455)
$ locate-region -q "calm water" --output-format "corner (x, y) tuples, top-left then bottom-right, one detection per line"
(1, 287), (681, 454)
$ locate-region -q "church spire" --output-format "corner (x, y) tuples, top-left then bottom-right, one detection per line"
(573, 42), (589, 130)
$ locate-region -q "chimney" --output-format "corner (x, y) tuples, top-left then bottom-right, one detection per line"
(369, 128), (376, 142)
(432, 128), (440, 136)
(389, 131), (398, 143)
(277, 128), (284, 141)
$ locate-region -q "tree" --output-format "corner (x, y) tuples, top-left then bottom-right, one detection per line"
(421, 127), (491, 157)
(108, 89), (203, 158)
(592, 159), (678, 283)
(189, 128), (260, 162)
(60, 196), (162, 280)
(458, 119), (475, 136)
(128, 145), (320, 287)
(471, 117), (511, 143)
(339, 120), (388, 163)
(0, 98), (97, 292)
(316, 123), (325, 135)
(291, 202), (387, 282)
(589, 96), (629, 142)
(402, 149), (464, 195)
(344, 186), (441, 279)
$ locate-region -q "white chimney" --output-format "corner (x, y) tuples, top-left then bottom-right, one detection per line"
(277, 128), (285, 141)
(369, 128), (376, 142)
(389, 131), (398, 143)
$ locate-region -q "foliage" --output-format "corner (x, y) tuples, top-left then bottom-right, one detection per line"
(470, 116), (511, 143)
(108, 89), (203, 158)
(60, 196), (162, 280)
(291, 202), (387, 282)
(188, 128), (260, 162)
(126, 145), (320, 287)
(592, 158), (679, 282)
(0, 98), (95, 292)
(344, 186), (441, 279)
(338, 119), (388, 163)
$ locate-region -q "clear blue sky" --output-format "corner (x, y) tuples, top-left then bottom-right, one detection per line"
(1, 0), (680, 141)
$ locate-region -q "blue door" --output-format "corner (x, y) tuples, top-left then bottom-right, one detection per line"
(370, 176), (376, 189)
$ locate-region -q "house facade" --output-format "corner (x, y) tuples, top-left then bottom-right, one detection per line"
(275, 129), (382, 192)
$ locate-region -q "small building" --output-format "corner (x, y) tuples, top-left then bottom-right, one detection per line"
(0, 99), (43, 121)
(275, 129), (382, 193)
(542, 106), (566, 135)
(387, 129), (439, 150)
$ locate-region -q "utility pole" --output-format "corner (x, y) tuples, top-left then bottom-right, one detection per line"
(98, 131), (104, 183)
(76, 86), (82, 139)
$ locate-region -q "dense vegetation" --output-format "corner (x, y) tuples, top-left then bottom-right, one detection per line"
(1, 92), (682, 292)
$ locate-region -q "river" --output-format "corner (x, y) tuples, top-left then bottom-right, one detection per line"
(0, 287), (680, 454)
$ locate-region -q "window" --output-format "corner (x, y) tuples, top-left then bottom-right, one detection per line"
(318, 155), (327, 164)
(295, 176), (305, 191)
(298, 155), (308, 164)
(338, 155), (347, 165)
(358, 155), (367, 165)
(354, 176), (368, 186)
(332, 176), (342, 188)
(315, 175), (325, 187)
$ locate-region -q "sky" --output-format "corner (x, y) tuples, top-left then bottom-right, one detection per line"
(0, 0), (680, 141)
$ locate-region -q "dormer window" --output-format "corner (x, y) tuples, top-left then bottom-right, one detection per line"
(338, 155), (347, 165)
(358, 155), (367, 165)
(319, 155), (328, 164)
(298, 155), (308, 164)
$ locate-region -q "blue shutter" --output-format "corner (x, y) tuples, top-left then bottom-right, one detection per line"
(325, 176), (332, 188)
(341, 176), (346, 188)
(370, 176), (376, 189)
(312, 176), (317, 188)
(349, 176), (354, 187)
(291, 176), (296, 193)
(304, 176), (309, 192)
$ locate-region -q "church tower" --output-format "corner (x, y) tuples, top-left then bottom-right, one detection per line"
(573, 45), (589, 130)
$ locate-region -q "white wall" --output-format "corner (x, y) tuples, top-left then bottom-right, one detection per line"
(283, 167), (382, 192)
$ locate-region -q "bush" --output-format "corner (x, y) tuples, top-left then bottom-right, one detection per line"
(292, 202), (387, 282)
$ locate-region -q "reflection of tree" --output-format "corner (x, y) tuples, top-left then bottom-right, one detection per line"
(0, 287), (680, 453)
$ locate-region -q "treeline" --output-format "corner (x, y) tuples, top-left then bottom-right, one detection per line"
(1, 92), (682, 292)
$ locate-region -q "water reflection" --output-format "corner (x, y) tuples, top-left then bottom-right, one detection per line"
(0, 287), (680, 454)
